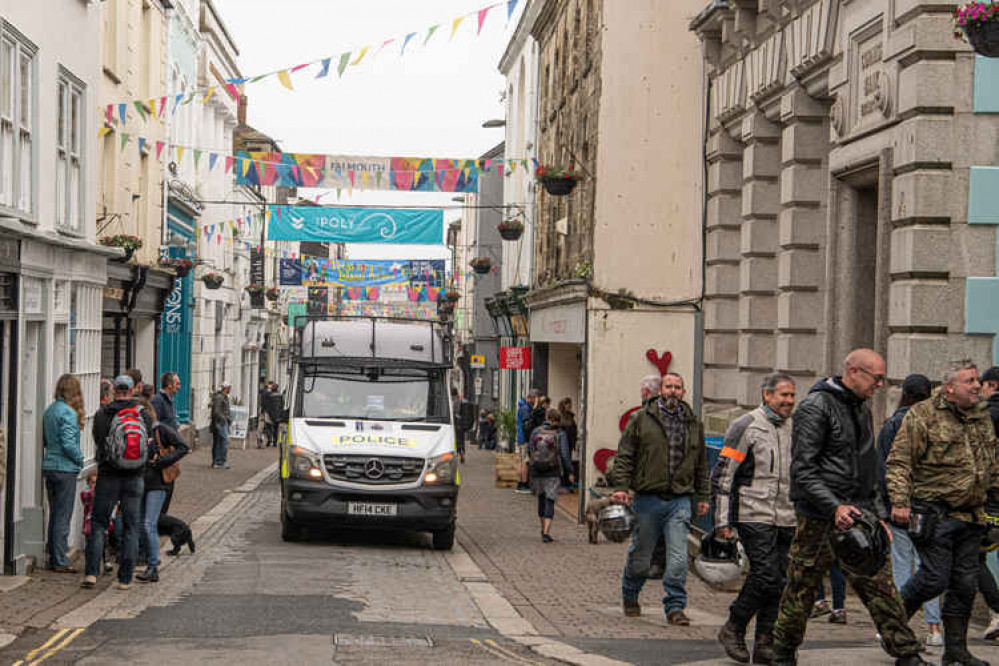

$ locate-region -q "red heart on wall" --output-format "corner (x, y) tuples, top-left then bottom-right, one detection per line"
(646, 349), (673, 376)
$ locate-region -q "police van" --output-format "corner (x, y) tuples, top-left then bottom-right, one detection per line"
(279, 316), (459, 549)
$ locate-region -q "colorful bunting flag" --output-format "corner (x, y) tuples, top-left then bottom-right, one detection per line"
(350, 46), (370, 65)
(98, 126), (112, 138)
(401, 32), (416, 55)
(424, 25), (439, 46)
(225, 156), (234, 173)
(316, 58), (331, 78)
(337, 52), (350, 77)
(209, 153), (218, 171)
(277, 69), (293, 90)
(119, 133), (131, 151)
(477, 6), (492, 34)
(507, 0), (519, 19)
(119, 103), (127, 125)
(451, 16), (466, 39)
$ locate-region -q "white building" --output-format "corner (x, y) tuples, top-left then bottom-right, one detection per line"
(0, 1), (111, 572)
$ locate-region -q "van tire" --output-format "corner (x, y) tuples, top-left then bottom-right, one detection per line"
(281, 510), (304, 542)
(432, 523), (455, 551)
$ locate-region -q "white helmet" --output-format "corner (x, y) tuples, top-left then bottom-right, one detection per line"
(692, 531), (745, 591)
(597, 504), (636, 543)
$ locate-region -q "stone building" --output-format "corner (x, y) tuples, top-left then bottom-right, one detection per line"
(528, 0), (706, 508)
(692, 0), (999, 429)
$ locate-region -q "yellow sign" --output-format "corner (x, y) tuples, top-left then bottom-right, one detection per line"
(470, 354), (486, 369)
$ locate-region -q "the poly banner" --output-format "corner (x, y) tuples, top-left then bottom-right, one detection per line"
(267, 205), (443, 244)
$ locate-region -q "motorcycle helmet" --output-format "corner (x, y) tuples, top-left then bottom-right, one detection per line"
(597, 504), (637, 543)
(693, 530), (743, 590)
(830, 509), (890, 578)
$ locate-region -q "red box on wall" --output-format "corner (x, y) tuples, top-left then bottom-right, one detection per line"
(499, 346), (531, 370)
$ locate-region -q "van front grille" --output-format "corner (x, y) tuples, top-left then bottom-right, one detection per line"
(323, 454), (424, 485)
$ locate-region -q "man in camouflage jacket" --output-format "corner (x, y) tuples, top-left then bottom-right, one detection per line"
(886, 359), (999, 666)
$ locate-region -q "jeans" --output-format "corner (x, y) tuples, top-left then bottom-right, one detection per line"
(890, 524), (941, 624)
(729, 523), (795, 636)
(212, 423), (230, 466)
(816, 564), (846, 610)
(43, 471), (77, 568)
(537, 493), (555, 519)
(85, 474), (143, 583)
(902, 518), (984, 620)
(140, 489), (168, 568)
(622, 494), (692, 613)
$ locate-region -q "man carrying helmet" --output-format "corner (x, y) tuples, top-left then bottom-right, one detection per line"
(771, 349), (927, 666)
(886, 359), (999, 666)
(711, 373), (797, 664)
(607, 372), (709, 626)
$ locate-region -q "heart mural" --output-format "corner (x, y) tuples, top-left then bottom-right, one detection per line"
(646, 349), (672, 376)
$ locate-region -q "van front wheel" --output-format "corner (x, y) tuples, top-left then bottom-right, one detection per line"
(281, 509), (304, 542)
(432, 523), (455, 551)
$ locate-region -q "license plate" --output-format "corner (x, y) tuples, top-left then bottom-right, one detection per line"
(347, 502), (397, 517)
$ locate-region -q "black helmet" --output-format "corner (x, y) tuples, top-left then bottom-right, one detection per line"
(693, 531), (742, 589)
(831, 509), (889, 578)
(699, 531), (738, 562)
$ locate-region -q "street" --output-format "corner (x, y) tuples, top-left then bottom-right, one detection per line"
(2, 447), (998, 665)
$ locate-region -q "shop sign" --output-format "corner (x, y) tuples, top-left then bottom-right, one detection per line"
(500, 346), (531, 370)
(469, 354), (486, 369)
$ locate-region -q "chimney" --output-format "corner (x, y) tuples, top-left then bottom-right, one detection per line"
(237, 94), (247, 126)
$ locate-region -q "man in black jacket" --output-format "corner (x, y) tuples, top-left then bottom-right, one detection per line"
(150, 372), (181, 431)
(771, 349), (927, 666)
(83, 375), (155, 590)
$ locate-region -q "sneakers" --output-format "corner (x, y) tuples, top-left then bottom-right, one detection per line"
(925, 631), (944, 648)
(666, 610), (691, 627)
(810, 600), (831, 619)
(515, 482), (531, 494)
(623, 599), (641, 617)
(541, 533), (554, 543)
(136, 566), (158, 583)
(81, 575), (97, 588)
(984, 613), (999, 641)
(828, 609), (847, 624)
(717, 621), (750, 663)
(116, 580), (132, 590)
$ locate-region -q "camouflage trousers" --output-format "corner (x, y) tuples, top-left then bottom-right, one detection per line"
(772, 513), (922, 660)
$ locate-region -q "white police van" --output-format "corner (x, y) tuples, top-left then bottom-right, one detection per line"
(279, 316), (459, 549)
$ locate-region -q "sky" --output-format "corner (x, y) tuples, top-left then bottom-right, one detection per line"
(213, 0), (522, 262)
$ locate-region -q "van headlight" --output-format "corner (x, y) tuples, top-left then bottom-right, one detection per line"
(423, 452), (457, 485)
(290, 446), (323, 480)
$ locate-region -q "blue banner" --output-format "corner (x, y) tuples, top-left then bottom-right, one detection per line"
(279, 258), (445, 288)
(267, 205), (443, 244)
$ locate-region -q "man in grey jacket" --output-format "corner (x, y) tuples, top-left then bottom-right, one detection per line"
(211, 384), (232, 469)
(712, 373), (797, 664)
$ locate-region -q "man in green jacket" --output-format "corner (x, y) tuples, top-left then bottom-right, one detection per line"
(608, 372), (709, 626)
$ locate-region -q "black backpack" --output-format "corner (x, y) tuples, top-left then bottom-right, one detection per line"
(529, 428), (559, 475)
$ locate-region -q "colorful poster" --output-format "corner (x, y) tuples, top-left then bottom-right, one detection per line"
(267, 205), (443, 244)
(279, 258), (445, 292)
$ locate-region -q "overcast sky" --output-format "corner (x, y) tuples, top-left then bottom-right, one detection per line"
(214, 0), (520, 261)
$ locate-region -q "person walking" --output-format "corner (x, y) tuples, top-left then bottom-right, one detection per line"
(607, 372), (709, 626)
(83, 375), (154, 590)
(771, 349), (927, 666)
(150, 372), (181, 432)
(713, 373), (797, 664)
(135, 421), (189, 583)
(527, 408), (573, 542)
(516, 389), (541, 493)
(42, 374), (86, 573)
(875, 374), (942, 648)
(262, 382), (284, 448)
(211, 384), (233, 469)
(887, 359), (999, 666)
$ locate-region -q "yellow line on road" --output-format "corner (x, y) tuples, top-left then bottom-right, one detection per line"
(485, 638), (543, 665)
(12, 628), (69, 665)
(28, 628), (84, 665)
(470, 638), (540, 665)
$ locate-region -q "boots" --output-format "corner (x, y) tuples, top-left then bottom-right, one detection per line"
(894, 656), (933, 666)
(942, 616), (991, 666)
(752, 633), (776, 664)
(136, 566), (159, 583)
(718, 619), (750, 663)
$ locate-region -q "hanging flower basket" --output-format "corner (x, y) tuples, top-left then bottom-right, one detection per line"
(201, 273), (224, 290)
(443, 290), (460, 303)
(498, 219), (524, 241)
(265, 287), (281, 302)
(470, 257), (492, 275)
(100, 234), (142, 262)
(245, 283), (265, 295)
(955, 3), (999, 57)
(160, 257), (194, 278)
(535, 166), (582, 196)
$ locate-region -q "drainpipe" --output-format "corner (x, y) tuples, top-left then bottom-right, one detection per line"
(3, 322), (19, 574)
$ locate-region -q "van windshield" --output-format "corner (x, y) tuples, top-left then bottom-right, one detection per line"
(297, 366), (448, 423)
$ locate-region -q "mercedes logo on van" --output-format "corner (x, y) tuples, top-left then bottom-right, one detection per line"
(364, 459), (385, 479)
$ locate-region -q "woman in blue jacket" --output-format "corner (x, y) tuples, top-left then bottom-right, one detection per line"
(42, 374), (86, 572)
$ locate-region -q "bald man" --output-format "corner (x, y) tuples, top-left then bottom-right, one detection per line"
(771, 349), (928, 666)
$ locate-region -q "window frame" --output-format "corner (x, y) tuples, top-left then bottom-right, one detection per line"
(0, 23), (36, 222)
(55, 67), (85, 236)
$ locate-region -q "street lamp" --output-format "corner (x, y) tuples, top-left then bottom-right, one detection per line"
(482, 119), (506, 128)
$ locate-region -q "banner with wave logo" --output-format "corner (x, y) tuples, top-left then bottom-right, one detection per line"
(266, 205), (443, 244)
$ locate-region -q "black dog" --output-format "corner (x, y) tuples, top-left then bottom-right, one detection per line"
(158, 514), (196, 556)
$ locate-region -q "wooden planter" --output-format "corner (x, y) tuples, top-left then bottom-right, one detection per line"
(966, 20), (999, 57)
(539, 176), (579, 196)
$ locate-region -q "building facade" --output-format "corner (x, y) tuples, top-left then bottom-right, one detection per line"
(692, 0), (999, 430)
(528, 0), (705, 509)
(0, 1), (111, 572)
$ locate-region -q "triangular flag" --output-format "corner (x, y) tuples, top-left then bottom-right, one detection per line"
(172, 94), (183, 114)
(362, 171), (369, 187)
(147, 99), (157, 116)
(316, 58), (331, 78)
(202, 87), (215, 103)
(348, 170), (355, 187)
(291, 63), (309, 73)
(158, 96), (167, 118)
(451, 16), (466, 39)
(401, 32), (416, 55)
(209, 153), (218, 171)
(138, 137), (146, 154)
(119, 133), (131, 151)
(133, 101), (148, 121)
(276, 69), (293, 90)
(376, 38), (395, 55)
(249, 74), (268, 83)
(105, 105), (113, 125)
(337, 52), (350, 77)
(225, 156), (234, 173)
(424, 25), (439, 46)
(241, 158), (251, 176)
(350, 46), (370, 65)
(118, 103), (127, 125)
(477, 6), (492, 34)
(224, 83), (239, 100)
(193, 149), (202, 168)
(507, 0), (519, 19)
(176, 146), (185, 164)
(98, 126), (112, 138)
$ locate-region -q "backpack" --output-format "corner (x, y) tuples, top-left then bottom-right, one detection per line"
(104, 405), (149, 471)
(529, 428), (560, 475)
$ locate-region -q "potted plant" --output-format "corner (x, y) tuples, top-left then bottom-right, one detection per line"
(100, 234), (143, 262)
(535, 165), (582, 196)
(201, 272), (224, 290)
(245, 283), (265, 295)
(265, 287), (281, 302)
(470, 257), (492, 275)
(160, 257), (194, 278)
(443, 289), (460, 303)
(497, 219), (524, 241)
(954, 2), (999, 56)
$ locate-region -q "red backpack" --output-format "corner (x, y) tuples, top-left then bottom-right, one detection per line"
(104, 405), (149, 471)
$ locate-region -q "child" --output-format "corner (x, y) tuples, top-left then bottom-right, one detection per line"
(81, 471), (115, 574)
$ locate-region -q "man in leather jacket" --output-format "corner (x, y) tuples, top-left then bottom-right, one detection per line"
(771, 349), (927, 666)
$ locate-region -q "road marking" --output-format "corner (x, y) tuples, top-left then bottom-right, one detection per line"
(470, 638), (539, 665)
(28, 627), (84, 665)
(12, 628), (69, 665)
(485, 638), (543, 665)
